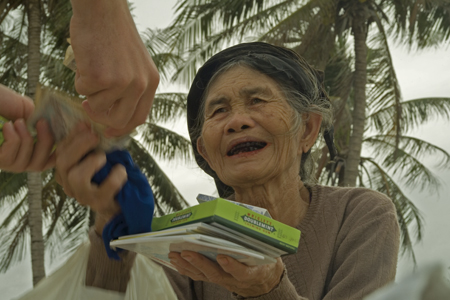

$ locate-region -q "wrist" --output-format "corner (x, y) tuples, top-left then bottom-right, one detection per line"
(94, 212), (114, 235)
(70, 0), (128, 16)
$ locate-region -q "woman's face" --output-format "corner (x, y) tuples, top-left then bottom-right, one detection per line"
(197, 66), (306, 187)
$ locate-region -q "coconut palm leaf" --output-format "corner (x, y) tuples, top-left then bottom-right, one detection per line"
(363, 135), (445, 191)
(142, 28), (185, 83)
(139, 122), (192, 162)
(169, 0), (302, 85)
(0, 195), (28, 272)
(366, 28), (403, 151)
(406, 0), (450, 48)
(368, 97), (450, 134)
(0, 172), (27, 202)
(151, 93), (188, 124)
(361, 157), (423, 261)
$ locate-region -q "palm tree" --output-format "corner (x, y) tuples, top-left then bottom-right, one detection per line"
(319, 41), (450, 258)
(0, 3), (191, 279)
(164, 0), (450, 256)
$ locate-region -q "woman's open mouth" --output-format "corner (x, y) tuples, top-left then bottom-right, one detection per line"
(227, 141), (267, 156)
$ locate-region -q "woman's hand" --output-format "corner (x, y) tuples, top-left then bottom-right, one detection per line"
(0, 84), (55, 172)
(70, 0), (160, 137)
(55, 123), (127, 234)
(168, 251), (284, 297)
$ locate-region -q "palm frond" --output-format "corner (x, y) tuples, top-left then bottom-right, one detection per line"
(142, 28), (185, 83)
(151, 93), (188, 124)
(368, 97), (450, 134)
(138, 123), (192, 162)
(169, 0), (298, 85)
(0, 171), (28, 203)
(366, 24), (403, 151)
(363, 135), (442, 191)
(362, 157), (423, 261)
(406, 0), (450, 49)
(0, 200), (29, 272)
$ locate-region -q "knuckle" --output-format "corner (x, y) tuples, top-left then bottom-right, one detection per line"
(133, 78), (147, 95)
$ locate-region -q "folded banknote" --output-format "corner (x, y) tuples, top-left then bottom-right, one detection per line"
(26, 86), (131, 151)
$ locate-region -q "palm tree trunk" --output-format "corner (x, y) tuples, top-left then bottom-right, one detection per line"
(342, 9), (368, 187)
(26, 0), (45, 286)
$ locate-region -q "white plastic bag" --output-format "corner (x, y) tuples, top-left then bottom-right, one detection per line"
(15, 242), (177, 300)
(364, 262), (450, 300)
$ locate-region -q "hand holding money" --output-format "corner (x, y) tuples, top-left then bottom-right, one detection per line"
(70, 0), (159, 137)
(0, 84), (132, 173)
(27, 86), (132, 152)
(0, 84), (55, 172)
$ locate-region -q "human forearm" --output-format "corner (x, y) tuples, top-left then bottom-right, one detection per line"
(69, 0), (159, 136)
(70, 0), (130, 19)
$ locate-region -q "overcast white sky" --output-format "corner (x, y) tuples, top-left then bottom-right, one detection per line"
(1, 1), (450, 299)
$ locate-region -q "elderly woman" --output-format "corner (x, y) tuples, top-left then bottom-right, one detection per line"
(56, 42), (400, 299)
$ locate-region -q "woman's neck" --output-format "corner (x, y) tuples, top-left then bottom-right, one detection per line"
(233, 176), (310, 228)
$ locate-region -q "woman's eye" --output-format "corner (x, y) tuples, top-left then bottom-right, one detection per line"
(213, 107), (227, 115)
(251, 98), (264, 104)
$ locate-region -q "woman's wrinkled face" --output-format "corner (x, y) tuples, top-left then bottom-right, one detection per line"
(197, 66), (305, 187)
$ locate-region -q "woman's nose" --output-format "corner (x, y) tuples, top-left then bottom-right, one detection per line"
(225, 112), (255, 133)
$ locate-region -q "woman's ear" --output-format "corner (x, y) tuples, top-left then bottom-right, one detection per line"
(300, 113), (323, 153)
(197, 137), (212, 166)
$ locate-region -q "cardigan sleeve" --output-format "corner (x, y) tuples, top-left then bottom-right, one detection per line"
(322, 190), (400, 299)
(86, 227), (136, 293)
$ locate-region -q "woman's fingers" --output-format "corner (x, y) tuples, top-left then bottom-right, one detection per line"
(66, 150), (107, 205)
(0, 121), (21, 169)
(55, 123), (127, 219)
(169, 250), (284, 297)
(12, 119), (34, 170)
(93, 164), (127, 214)
(55, 123), (99, 196)
(27, 120), (55, 171)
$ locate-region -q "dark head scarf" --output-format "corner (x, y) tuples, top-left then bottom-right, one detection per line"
(187, 42), (336, 197)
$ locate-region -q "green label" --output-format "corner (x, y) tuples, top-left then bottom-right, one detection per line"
(241, 214), (276, 233)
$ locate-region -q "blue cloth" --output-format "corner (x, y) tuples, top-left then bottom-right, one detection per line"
(91, 150), (154, 260)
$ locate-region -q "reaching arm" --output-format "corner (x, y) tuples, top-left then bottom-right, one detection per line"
(70, 0), (160, 137)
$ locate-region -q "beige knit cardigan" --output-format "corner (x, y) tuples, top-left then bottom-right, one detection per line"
(87, 185), (400, 300)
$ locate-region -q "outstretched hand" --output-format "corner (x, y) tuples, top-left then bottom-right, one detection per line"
(0, 84), (55, 172)
(70, 0), (160, 137)
(168, 251), (284, 297)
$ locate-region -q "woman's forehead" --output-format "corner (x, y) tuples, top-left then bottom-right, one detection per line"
(205, 66), (282, 101)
